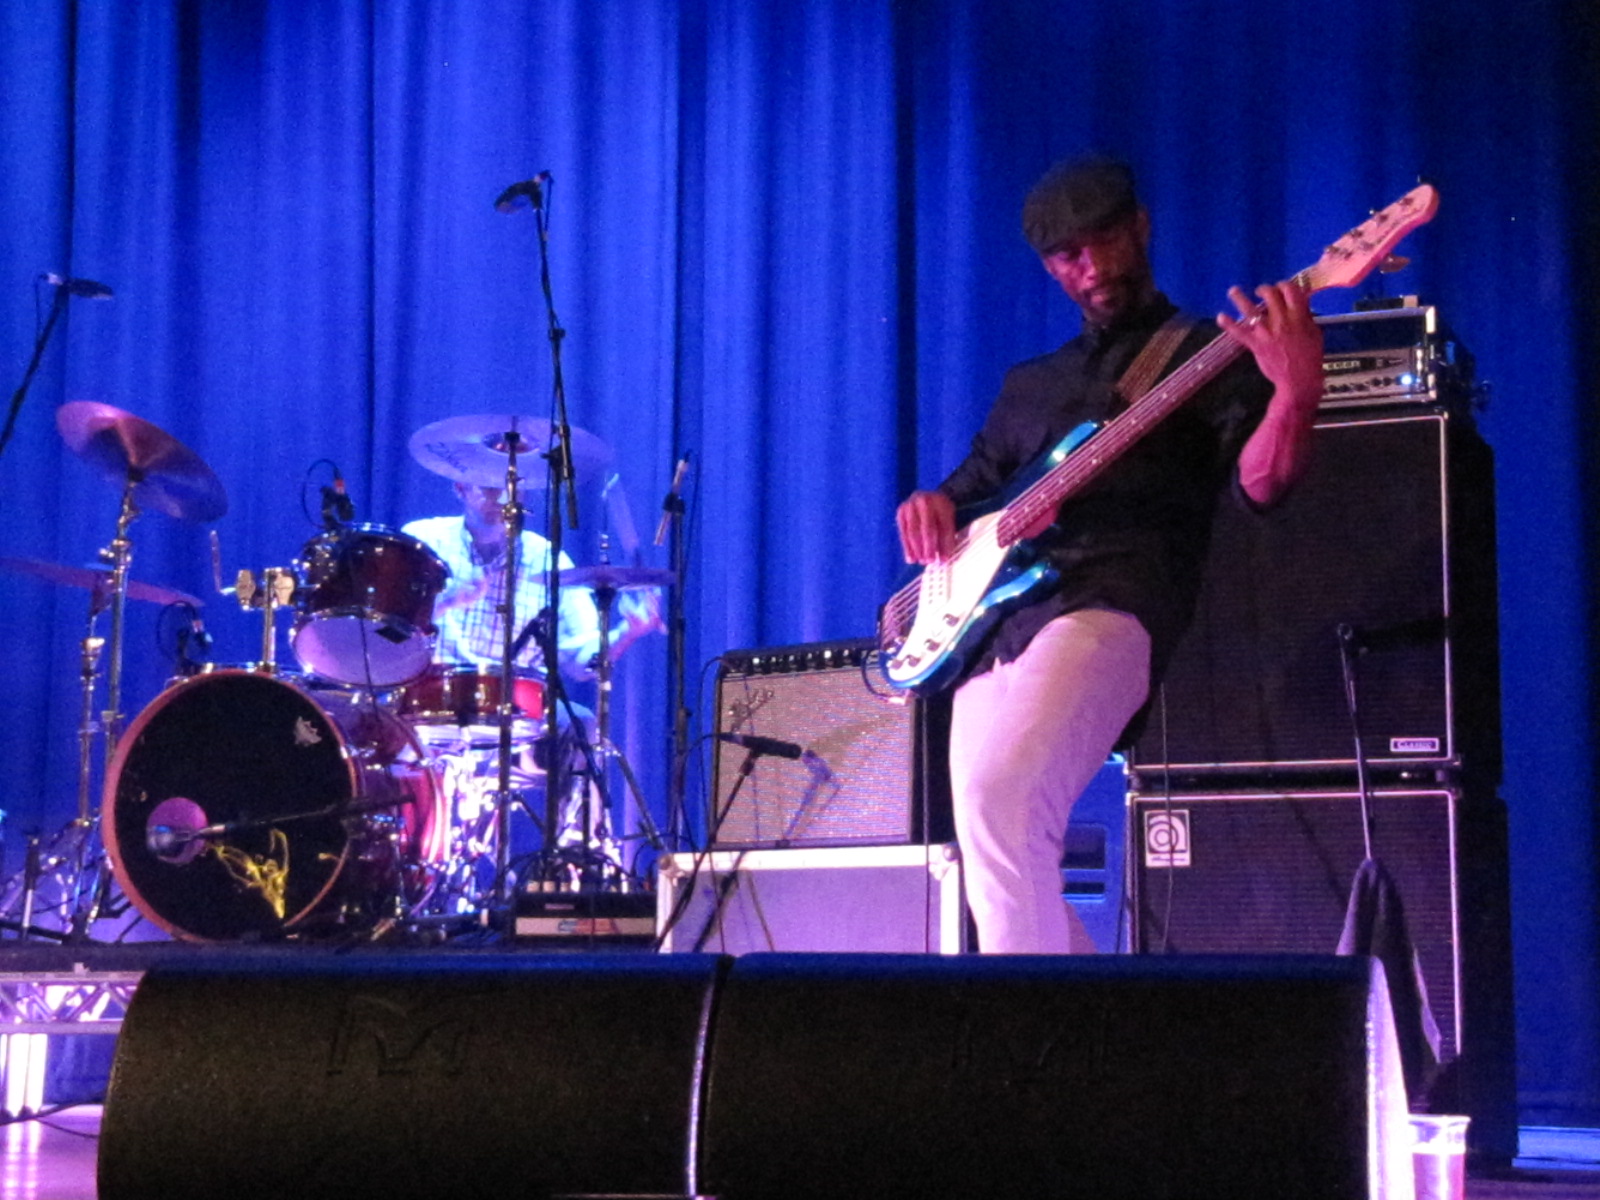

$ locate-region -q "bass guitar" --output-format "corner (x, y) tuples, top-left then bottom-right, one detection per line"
(878, 184), (1440, 695)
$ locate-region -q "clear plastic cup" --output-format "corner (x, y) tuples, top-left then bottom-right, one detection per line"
(1410, 1114), (1471, 1200)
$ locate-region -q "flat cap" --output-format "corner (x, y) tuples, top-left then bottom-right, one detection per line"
(1021, 156), (1139, 254)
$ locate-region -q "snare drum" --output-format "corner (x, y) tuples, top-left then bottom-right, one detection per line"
(103, 670), (448, 941)
(291, 524), (449, 687)
(397, 663), (547, 747)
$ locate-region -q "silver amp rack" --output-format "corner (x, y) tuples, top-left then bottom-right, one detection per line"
(1317, 303), (1471, 411)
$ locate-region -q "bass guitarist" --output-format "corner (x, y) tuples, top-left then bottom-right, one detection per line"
(894, 156), (1325, 953)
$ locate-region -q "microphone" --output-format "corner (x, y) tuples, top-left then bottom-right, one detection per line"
(146, 824), (202, 856)
(510, 606), (551, 660)
(320, 470), (355, 529)
(653, 452), (691, 546)
(494, 172), (551, 214)
(41, 273), (114, 300)
(1338, 615), (1448, 653)
(717, 732), (805, 760)
(176, 602), (213, 669)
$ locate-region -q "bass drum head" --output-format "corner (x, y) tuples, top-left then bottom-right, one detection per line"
(104, 671), (441, 941)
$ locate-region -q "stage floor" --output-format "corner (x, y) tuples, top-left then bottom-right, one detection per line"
(5, 1107), (1600, 1200)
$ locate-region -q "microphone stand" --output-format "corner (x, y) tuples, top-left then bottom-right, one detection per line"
(662, 461), (692, 849)
(511, 174), (584, 898)
(0, 284), (71, 462)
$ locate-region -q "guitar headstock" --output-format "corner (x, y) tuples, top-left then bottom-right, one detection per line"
(1302, 184), (1439, 294)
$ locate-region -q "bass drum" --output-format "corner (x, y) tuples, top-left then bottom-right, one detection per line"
(104, 671), (448, 941)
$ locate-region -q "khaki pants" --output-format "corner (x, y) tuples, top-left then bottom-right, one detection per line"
(949, 608), (1150, 953)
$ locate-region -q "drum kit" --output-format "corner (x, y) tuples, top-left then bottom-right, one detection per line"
(1, 403), (669, 943)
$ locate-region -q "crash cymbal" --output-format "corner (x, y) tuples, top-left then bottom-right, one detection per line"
(0, 556), (203, 608)
(56, 401), (228, 523)
(409, 414), (612, 488)
(560, 565), (675, 591)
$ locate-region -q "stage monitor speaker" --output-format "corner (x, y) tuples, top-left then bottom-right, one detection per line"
(1130, 410), (1499, 777)
(98, 955), (723, 1200)
(700, 953), (1411, 1200)
(711, 638), (950, 849)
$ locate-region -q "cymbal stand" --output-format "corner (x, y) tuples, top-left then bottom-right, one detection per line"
(69, 473), (143, 935)
(492, 431), (528, 913)
(72, 597), (108, 838)
(5, 475), (140, 940)
(98, 473), (140, 779)
(587, 577), (667, 884)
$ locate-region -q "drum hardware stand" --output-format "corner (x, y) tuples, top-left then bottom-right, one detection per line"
(3, 473), (142, 941)
(584, 560), (669, 885)
(228, 565), (298, 671)
(491, 426), (530, 915)
(67, 475), (141, 938)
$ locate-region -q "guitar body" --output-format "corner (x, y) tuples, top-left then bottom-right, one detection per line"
(879, 422), (1097, 693)
(877, 183), (1443, 696)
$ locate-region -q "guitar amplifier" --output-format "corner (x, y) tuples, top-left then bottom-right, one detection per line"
(710, 639), (950, 850)
(1317, 304), (1469, 411)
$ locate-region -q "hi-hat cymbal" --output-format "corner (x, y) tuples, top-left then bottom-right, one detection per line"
(0, 556), (203, 608)
(56, 401), (228, 523)
(560, 565), (675, 592)
(409, 414), (612, 488)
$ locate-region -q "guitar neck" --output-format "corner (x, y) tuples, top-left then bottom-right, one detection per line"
(993, 330), (1244, 544)
(992, 250), (1332, 547)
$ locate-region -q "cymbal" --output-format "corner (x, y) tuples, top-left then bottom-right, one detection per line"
(560, 565), (675, 591)
(56, 401), (228, 523)
(0, 556), (203, 608)
(409, 414), (612, 488)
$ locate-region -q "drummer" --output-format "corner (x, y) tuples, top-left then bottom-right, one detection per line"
(402, 479), (662, 683)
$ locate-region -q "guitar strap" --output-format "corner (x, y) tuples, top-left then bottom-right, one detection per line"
(1114, 314), (1194, 406)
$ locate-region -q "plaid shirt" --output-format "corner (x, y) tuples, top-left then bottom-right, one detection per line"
(403, 516), (601, 679)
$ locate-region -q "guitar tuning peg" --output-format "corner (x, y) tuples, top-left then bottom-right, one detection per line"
(1378, 254), (1410, 274)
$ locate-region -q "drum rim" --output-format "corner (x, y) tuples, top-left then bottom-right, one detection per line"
(397, 662), (547, 730)
(297, 522), (450, 582)
(102, 669), (362, 942)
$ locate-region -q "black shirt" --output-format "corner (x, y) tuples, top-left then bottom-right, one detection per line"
(937, 293), (1273, 686)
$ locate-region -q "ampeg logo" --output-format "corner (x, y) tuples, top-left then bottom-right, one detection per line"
(1143, 809), (1191, 868)
(1390, 737), (1442, 754)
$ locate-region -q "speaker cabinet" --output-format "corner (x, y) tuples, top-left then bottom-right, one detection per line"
(712, 639), (950, 848)
(1132, 788), (1461, 1057)
(1130, 410), (1499, 777)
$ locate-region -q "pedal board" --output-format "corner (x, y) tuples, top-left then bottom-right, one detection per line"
(512, 890), (657, 941)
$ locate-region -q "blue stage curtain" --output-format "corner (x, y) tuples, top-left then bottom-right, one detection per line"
(0, 0), (1594, 1126)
